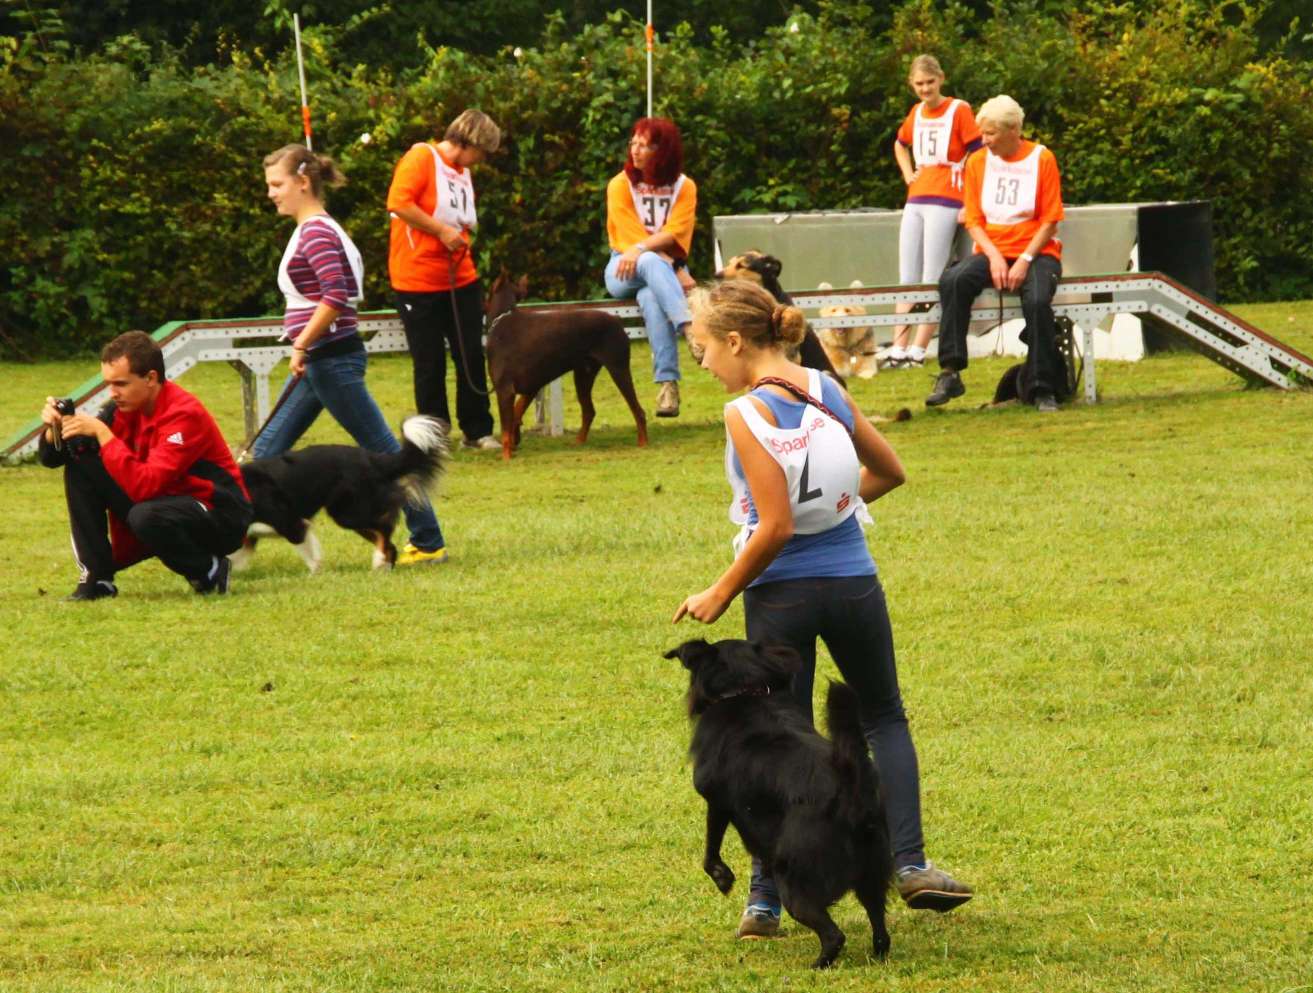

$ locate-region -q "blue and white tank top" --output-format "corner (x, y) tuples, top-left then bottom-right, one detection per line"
(725, 369), (875, 585)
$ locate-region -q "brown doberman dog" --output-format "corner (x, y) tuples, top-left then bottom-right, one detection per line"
(484, 273), (648, 461)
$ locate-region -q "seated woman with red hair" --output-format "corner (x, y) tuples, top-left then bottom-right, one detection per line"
(604, 117), (697, 417)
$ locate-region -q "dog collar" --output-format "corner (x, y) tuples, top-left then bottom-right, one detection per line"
(486, 310), (514, 336)
(710, 685), (773, 705)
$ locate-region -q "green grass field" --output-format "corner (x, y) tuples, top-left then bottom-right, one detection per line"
(2, 304), (1312, 992)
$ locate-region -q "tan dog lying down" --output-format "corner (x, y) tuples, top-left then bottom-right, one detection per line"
(815, 281), (879, 380)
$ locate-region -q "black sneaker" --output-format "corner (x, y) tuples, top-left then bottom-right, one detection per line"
(64, 580), (117, 602)
(925, 370), (965, 407)
(192, 555), (231, 595)
(1034, 392), (1059, 413)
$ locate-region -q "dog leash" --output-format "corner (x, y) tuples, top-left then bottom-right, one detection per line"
(233, 373), (300, 463)
(751, 376), (854, 436)
(447, 247), (491, 397)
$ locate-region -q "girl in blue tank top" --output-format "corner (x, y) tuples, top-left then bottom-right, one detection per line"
(674, 279), (973, 938)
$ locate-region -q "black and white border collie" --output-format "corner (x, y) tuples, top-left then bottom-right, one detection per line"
(231, 415), (448, 573)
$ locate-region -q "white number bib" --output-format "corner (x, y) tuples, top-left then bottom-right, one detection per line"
(724, 370), (870, 556)
(422, 143), (477, 231)
(628, 174), (686, 235)
(981, 144), (1044, 226)
(277, 214), (365, 312)
(912, 98), (964, 168)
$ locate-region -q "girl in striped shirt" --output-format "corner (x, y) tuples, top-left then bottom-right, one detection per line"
(253, 144), (447, 566)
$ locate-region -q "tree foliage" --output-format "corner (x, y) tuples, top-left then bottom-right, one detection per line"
(1, 0), (1312, 356)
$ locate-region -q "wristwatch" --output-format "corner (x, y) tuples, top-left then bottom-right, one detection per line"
(1020, 252), (1035, 263)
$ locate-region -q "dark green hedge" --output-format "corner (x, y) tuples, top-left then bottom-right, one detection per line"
(2, 1), (1312, 357)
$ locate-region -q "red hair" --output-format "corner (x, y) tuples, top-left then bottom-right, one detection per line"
(623, 117), (684, 186)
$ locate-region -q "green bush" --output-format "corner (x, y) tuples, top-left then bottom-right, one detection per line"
(2, 0), (1312, 357)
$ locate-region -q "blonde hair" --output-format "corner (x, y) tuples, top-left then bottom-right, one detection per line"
(263, 145), (346, 199)
(690, 281), (807, 351)
(976, 94), (1025, 132)
(444, 109), (501, 154)
(908, 53), (944, 80)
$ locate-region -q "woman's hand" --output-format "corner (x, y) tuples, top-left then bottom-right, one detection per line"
(673, 585), (733, 624)
(616, 243), (645, 281)
(289, 347), (307, 378)
(438, 224), (466, 254)
(1006, 257), (1031, 292)
(677, 267), (696, 294)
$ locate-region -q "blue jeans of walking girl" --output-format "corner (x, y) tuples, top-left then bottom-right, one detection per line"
(604, 250), (690, 383)
(252, 348), (445, 551)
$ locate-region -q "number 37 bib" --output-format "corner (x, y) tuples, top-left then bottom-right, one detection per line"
(628, 174), (686, 234)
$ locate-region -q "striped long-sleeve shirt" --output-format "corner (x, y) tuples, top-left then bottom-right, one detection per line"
(283, 218), (360, 347)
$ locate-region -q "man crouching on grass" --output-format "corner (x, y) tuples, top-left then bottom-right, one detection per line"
(38, 331), (253, 600)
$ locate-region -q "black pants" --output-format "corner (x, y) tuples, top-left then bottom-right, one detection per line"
(744, 574), (926, 868)
(65, 453), (251, 585)
(394, 283), (494, 440)
(937, 253), (1063, 396)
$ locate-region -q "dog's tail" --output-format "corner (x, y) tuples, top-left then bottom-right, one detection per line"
(390, 415), (450, 505)
(826, 679), (881, 816)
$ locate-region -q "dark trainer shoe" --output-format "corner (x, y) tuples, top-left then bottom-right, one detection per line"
(896, 862), (973, 912)
(65, 580), (117, 602)
(192, 556), (231, 595)
(925, 371), (965, 407)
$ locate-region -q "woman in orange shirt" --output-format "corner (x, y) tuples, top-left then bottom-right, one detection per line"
(888, 55), (981, 369)
(387, 109), (501, 450)
(604, 117), (697, 418)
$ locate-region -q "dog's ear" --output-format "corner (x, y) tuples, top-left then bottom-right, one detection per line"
(515, 274), (529, 299)
(752, 641), (804, 684)
(664, 639), (713, 670)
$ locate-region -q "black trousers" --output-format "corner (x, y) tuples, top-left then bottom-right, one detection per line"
(394, 283), (494, 440)
(937, 253), (1063, 395)
(65, 453), (251, 585)
(744, 574), (926, 868)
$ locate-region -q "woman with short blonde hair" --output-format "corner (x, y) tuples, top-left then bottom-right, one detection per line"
(387, 109), (501, 450)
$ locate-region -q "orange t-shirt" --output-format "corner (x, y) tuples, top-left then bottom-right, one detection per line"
(606, 171), (697, 258)
(896, 98), (981, 207)
(963, 140), (1064, 262)
(387, 143), (478, 292)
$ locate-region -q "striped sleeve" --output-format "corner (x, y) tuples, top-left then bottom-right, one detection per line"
(299, 221), (351, 309)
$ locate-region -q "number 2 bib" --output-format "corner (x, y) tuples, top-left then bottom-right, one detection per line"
(981, 144), (1044, 226)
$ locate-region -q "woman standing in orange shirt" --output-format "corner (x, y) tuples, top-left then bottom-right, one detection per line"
(604, 117), (698, 418)
(888, 55), (981, 369)
(388, 110), (501, 451)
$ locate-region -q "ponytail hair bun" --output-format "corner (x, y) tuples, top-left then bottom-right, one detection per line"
(771, 304), (807, 348)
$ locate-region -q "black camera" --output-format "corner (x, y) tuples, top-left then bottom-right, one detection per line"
(52, 398), (98, 456)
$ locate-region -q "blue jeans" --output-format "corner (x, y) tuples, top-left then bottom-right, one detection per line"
(604, 251), (689, 383)
(252, 348), (445, 551)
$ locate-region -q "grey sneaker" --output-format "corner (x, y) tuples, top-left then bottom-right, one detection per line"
(656, 381), (680, 417)
(1034, 392), (1059, 413)
(896, 862), (973, 912)
(461, 434), (500, 451)
(737, 901), (781, 939)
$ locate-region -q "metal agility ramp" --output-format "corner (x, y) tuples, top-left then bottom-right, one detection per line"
(3, 272), (1309, 462)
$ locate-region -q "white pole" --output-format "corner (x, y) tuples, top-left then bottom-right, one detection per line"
(645, 0), (653, 118)
(293, 14), (313, 150)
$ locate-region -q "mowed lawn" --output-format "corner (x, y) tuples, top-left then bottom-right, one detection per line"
(1, 302), (1311, 993)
